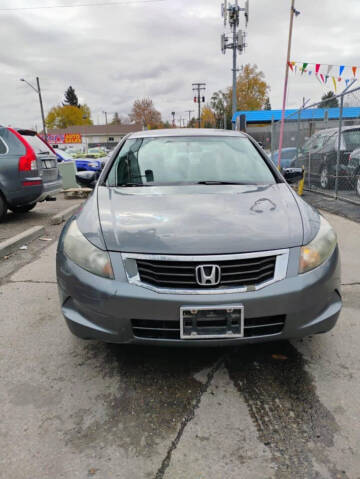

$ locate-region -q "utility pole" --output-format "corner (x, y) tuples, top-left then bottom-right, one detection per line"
(20, 77), (48, 142)
(277, 0), (300, 168)
(221, 0), (249, 130)
(185, 110), (194, 127)
(171, 111), (176, 127)
(102, 111), (108, 125)
(192, 83), (206, 128)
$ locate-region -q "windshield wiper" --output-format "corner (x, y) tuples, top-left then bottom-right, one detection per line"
(196, 180), (248, 185)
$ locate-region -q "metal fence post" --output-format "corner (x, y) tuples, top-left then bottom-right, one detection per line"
(335, 93), (344, 198)
(296, 109), (301, 163)
(270, 116), (275, 162)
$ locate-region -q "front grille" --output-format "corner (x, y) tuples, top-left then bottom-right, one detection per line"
(132, 315), (285, 340)
(136, 256), (276, 290)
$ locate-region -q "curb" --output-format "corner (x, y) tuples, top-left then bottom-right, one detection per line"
(0, 225), (45, 258)
(50, 203), (82, 225)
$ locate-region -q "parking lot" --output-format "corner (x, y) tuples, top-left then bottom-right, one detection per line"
(0, 210), (359, 479)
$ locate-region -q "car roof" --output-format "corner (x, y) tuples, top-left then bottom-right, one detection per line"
(315, 125), (360, 136)
(128, 128), (248, 139)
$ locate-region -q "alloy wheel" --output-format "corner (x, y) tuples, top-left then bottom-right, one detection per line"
(320, 167), (329, 189)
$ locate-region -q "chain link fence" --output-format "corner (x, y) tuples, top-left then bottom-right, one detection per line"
(247, 85), (360, 205)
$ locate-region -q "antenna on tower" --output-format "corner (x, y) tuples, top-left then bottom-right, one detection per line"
(220, 0), (249, 130)
(244, 0), (249, 26)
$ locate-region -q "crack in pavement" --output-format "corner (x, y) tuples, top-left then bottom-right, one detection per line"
(154, 355), (225, 479)
(341, 282), (360, 286)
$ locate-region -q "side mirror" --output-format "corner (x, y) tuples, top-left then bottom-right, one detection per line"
(76, 171), (97, 189)
(282, 167), (304, 184)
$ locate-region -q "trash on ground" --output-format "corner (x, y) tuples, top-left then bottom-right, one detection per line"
(19, 245), (28, 250)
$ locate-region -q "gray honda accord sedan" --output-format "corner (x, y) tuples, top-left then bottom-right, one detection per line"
(56, 129), (341, 346)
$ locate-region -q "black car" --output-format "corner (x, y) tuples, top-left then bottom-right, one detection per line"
(295, 126), (360, 191)
(348, 148), (360, 196)
(0, 127), (62, 221)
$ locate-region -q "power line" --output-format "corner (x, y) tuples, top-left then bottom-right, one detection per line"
(0, 0), (166, 12)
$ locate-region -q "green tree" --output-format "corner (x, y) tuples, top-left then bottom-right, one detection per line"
(63, 86), (80, 107)
(111, 112), (122, 125)
(46, 104), (92, 129)
(318, 91), (339, 108)
(210, 90), (231, 129)
(264, 97), (272, 110)
(187, 117), (198, 128)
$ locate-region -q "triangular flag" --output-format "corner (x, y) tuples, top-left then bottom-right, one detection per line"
(320, 73), (325, 83)
(301, 62), (308, 74)
(338, 77), (342, 82)
(288, 61), (294, 71)
(345, 79), (350, 86)
(352, 66), (357, 77)
(315, 74), (323, 85)
(326, 65), (333, 76)
(339, 65), (345, 77)
(325, 75), (329, 84)
(308, 71), (312, 76)
(315, 64), (321, 75)
(332, 77), (337, 92)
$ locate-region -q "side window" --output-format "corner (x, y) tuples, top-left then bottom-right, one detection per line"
(322, 134), (336, 153)
(0, 137), (7, 155)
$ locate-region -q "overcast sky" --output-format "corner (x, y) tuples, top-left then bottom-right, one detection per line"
(1, 0), (360, 129)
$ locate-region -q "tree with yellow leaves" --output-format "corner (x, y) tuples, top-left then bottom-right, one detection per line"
(200, 106), (216, 128)
(46, 104), (92, 129)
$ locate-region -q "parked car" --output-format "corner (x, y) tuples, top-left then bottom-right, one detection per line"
(0, 127), (62, 221)
(73, 147), (106, 160)
(347, 148), (360, 196)
(56, 149), (102, 172)
(294, 126), (360, 191)
(57, 129), (341, 346)
(271, 147), (297, 169)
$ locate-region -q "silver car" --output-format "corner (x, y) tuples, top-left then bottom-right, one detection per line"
(56, 129), (341, 346)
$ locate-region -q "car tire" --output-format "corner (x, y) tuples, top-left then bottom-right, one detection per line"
(9, 203), (37, 214)
(356, 175), (360, 197)
(319, 166), (333, 190)
(0, 193), (7, 222)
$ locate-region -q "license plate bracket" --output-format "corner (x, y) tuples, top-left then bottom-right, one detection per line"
(180, 305), (244, 339)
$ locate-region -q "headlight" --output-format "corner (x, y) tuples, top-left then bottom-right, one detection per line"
(299, 216), (337, 273)
(88, 161), (100, 168)
(63, 220), (114, 279)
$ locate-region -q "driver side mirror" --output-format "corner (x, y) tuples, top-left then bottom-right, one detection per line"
(76, 171), (97, 189)
(282, 167), (304, 184)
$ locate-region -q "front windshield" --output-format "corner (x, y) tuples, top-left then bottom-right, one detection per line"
(106, 136), (276, 186)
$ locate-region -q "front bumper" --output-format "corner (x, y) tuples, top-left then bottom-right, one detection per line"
(56, 245), (342, 346)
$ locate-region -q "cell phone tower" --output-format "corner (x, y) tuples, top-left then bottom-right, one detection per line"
(221, 0), (249, 129)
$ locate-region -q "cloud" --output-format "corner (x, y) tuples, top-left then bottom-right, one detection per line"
(1, 0), (360, 129)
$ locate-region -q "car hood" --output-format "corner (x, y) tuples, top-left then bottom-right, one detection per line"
(95, 183), (306, 255)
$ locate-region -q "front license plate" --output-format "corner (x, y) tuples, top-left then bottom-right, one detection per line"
(180, 305), (244, 340)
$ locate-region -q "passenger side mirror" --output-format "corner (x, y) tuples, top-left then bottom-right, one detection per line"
(76, 171), (97, 189)
(282, 167), (304, 184)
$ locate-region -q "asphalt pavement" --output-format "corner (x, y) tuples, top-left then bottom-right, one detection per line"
(0, 212), (359, 479)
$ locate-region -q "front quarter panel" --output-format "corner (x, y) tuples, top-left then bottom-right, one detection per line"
(76, 189), (106, 250)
